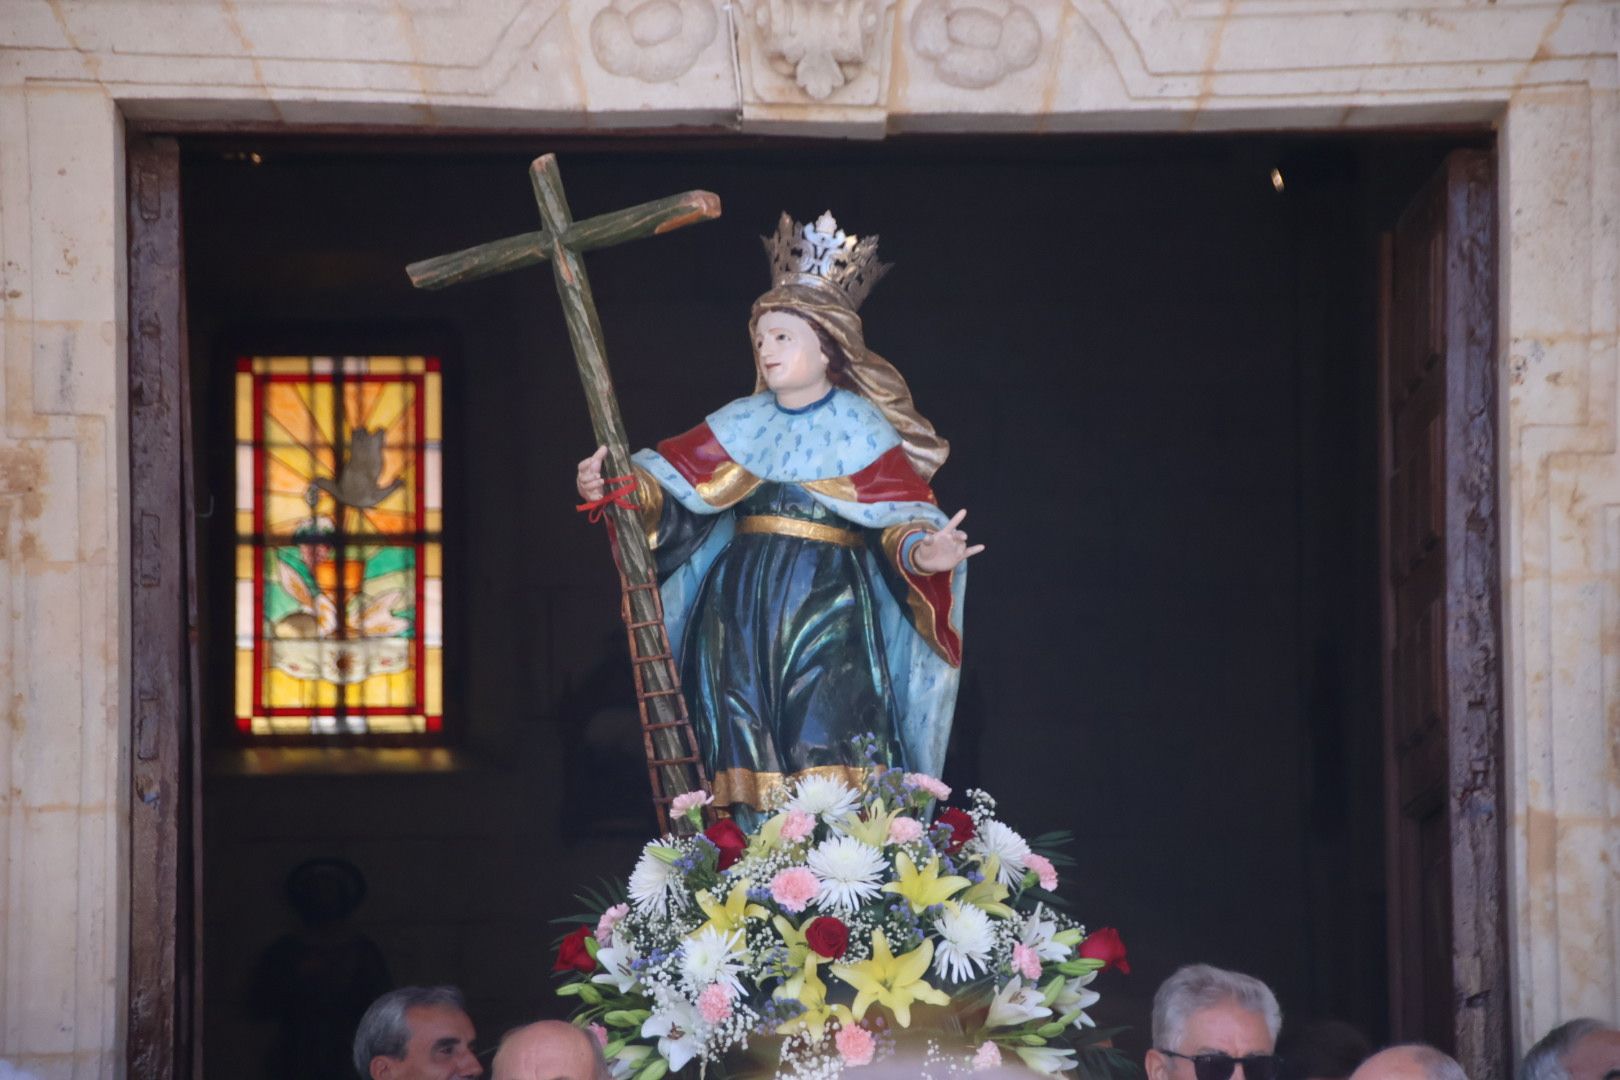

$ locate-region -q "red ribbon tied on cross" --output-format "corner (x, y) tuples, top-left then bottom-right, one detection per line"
(575, 474), (640, 524)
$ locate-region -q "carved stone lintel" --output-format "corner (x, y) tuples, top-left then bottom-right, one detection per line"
(591, 0), (719, 83)
(910, 0), (1041, 89)
(743, 0), (893, 101)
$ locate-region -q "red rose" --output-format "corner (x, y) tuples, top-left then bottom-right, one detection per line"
(936, 807), (975, 854)
(1077, 927), (1130, 974)
(554, 925), (596, 974)
(704, 818), (748, 871)
(805, 916), (850, 959)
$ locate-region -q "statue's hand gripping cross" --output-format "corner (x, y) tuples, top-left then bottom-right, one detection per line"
(407, 154), (720, 831)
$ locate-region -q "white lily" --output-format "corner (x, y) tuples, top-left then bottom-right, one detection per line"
(1053, 970), (1101, 1027)
(591, 940), (642, 994)
(1014, 1045), (1079, 1075)
(1019, 904), (1069, 963)
(985, 976), (1052, 1029)
(641, 998), (706, 1072)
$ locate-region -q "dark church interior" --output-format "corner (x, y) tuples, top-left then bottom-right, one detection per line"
(181, 132), (1482, 1077)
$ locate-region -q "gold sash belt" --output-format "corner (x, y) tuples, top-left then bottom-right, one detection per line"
(735, 514), (864, 547)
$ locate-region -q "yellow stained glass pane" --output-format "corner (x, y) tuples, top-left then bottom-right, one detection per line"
(424, 544), (441, 577)
(369, 357), (405, 374)
(237, 546), (254, 578)
(251, 716), (271, 734)
(236, 373), (255, 440)
(269, 715), (310, 734)
(405, 356), (425, 374)
(425, 509), (442, 532)
(235, 650), (254, 718)
(425, 375), (441, 441)
(388, 670), (412, 705)
(425, 648), (442, 715)
(366, 714), (413, 734)
(237, 510), (255, 535)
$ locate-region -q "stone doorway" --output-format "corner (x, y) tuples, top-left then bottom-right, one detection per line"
(130, 131), (1503, 1078)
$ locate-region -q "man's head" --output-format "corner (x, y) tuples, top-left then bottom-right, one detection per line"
(491, 1020), (611, 1080)
(1523, 1019), (1620, 1080)
(353, 986), (484, 1080)
(1146, 965), (1283, 1080)
(1348, 1044), (1467, 1080)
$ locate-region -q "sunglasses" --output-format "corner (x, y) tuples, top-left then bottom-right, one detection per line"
(1157, 1050), (1286, 1080)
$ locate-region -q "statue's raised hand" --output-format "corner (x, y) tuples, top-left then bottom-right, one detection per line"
(911, 508), (984, 574)
(576, 445), (608, 502)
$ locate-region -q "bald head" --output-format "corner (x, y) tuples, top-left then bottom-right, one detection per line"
(491, 1021), (608, 1080)
(1350, 1046), (1468, 1080)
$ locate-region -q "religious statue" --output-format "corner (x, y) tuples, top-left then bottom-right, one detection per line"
(576, 212), (980, 824)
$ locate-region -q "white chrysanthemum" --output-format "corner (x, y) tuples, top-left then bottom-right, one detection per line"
(788, 775), (860, 821)
(680, 925), (746, 994)
(932, 903), (995, 983)
(628, 843), (685, 916)
(1019, 904), (1068, 963)
(806, 835), (885, 912)
(977, 820), (1031, 886)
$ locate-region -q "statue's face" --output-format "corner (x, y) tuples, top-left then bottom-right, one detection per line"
(754, 310), (829, 398)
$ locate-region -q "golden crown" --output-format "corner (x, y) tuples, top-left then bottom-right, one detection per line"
(761, 211), (890, 311)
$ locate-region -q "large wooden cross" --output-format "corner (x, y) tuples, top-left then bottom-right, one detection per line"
(406, 154), (720, 825)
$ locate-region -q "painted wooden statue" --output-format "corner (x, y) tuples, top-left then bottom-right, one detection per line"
(576, 212), (980, 824)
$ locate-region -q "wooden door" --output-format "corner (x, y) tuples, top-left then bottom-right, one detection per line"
(1378, 149), (1509, 1079)
(128, 133), (202, 1079)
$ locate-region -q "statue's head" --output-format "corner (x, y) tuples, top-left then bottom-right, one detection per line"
(752, 306), (853, 396)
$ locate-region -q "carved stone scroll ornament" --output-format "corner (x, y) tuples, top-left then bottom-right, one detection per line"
(746, 0), (892, 100)
(910, 0), (1040, 89)
(591, 0), (719, 82)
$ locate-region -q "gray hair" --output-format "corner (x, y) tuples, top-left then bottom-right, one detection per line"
(1152, 964), (1282, 1050)
(1376, 1044), (1468, 1080)
(1522, 1019), (1612, 1080)
(353, 986), (467, 1078)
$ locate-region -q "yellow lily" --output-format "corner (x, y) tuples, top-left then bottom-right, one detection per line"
(772, 914), (811, 973)
(959, 857), (1017, 919)
(688, 879), (768, 940)
(835, 798), (901, 848)
(832, 928), (950, 1027)
(747, 812), (789, 856)
(882, 852), (969, 915)
(774, 953), (853, 1037)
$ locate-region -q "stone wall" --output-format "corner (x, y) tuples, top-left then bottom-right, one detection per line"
(1, 2), (1617, 1076)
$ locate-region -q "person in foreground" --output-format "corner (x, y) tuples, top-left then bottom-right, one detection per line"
(1146, 964), (1285, 1080)
(1348, 1044), (1467, 1080)
(1522, 1019), (1620, 1080)
(353, 985), (484, 1080)
(491, 1020), (611, 1080)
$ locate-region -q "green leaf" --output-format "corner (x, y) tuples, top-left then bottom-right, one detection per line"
(640, 1058), (670, 1080)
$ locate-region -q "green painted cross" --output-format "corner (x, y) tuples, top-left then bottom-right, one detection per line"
(406, 154), (720, 822)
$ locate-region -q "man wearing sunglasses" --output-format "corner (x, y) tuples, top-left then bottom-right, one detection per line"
(1147, 965), (1285, 1080)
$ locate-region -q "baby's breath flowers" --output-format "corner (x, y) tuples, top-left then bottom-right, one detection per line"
(550, 768), (1126, 1079)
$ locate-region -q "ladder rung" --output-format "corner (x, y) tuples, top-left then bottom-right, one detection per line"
(639, 687), (683, 698)
(641, 720), (691, 731)
(632, 651), (673, 663)
(649, 755), (700, 766)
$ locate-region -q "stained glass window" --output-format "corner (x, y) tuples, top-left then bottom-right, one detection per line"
(235, 355), (443, 737)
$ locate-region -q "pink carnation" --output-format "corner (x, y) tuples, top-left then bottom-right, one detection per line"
(595, 902), (629, 946)
(672, 791), (713, 816)
(905, 773), (951, 800)
(770, 867), (820, 913)
(698, 983), (734, 1023)
(835, 1022), (876, 1066)
(973, 1042), (1003, 1070)
(1013, 942), (1043, 981)
(780, 809), (816, 843)
(588, 1023), (609, 1048)
(888, 816), (925, 844)
(1024, 852), (1059, 892)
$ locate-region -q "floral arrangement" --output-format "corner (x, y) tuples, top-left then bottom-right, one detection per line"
(552, 762), (1130, 1079)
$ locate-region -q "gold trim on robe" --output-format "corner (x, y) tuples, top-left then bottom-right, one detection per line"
(695, 461), (763, 508)
(880, 522), (958, 666)
(632, 464), (665, 548)
(802, 476), (860, 503)
(736, 515), (864, 547)
(711, 764), (876, 809)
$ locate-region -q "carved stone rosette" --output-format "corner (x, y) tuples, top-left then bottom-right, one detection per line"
(744, 0), (894, 101)
(591, 0), (719, 82)
(909, 0), (1040, 89)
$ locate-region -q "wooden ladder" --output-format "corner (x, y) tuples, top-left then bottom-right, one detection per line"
(603, 519), (711, 835)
